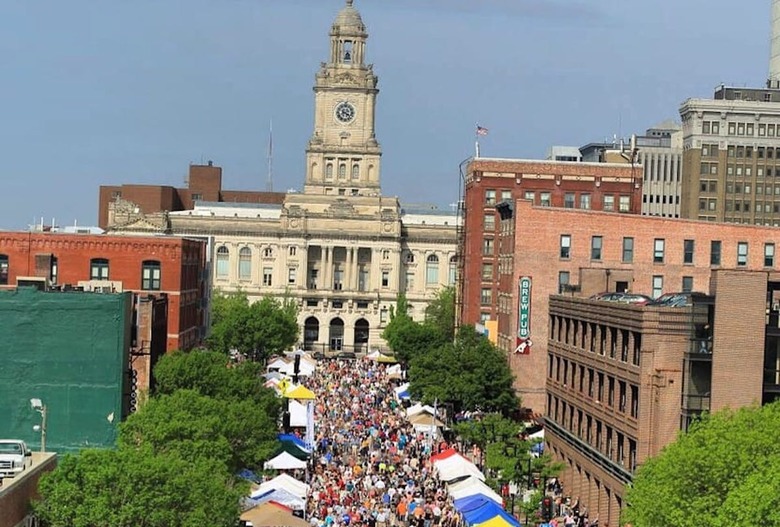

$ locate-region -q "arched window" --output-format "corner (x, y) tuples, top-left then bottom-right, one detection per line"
(339, 164), (347, 179)
(238, 247), (252, 281)
(90, 258), (109, 281)
(351, 164), (360, 180)
(448, 255), (458, 285)
(216, 246), (229, 278)
(426, 254), (439, 285)
(326, 163), (334, 179)
(141, 260), (161, 291)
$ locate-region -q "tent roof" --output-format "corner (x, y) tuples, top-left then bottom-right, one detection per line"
(284, 384), (316, 400)
(264, 451), (308, 470)
(462, 500), (521, 527)
(276, 441), (310, 460)
(431, 448), (458, 463)
(409, 412), (445, 427)
(376, 354), (398, 363)
(407, 403), (437, 417)
(434, 455), (484, 482)
(247, 490), (306, 514)
(254, 474), (309, 499)
(448, 477), (503, 504)
(267, 358), (289, 370)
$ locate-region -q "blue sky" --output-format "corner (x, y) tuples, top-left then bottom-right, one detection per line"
(0, 0), (770, 228)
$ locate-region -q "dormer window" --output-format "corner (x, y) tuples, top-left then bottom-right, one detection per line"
(343, 41), (353, 63)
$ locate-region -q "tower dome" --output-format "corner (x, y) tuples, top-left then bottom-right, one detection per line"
(333, 0), (365, 33)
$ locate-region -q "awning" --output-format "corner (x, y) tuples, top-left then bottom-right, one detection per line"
(289, 399), (308, 428)
(434, 454), (484, 482)
(263, 451), (308, 470)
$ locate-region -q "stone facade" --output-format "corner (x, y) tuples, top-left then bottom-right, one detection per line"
(104, 0), (458, 352)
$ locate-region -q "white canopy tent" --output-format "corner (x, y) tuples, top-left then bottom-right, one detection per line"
(253, 474), (310, 500)
(447, 476), (503, 504)
(289, 399), (308, 428)
(434, 454), (485, 482)
(407, 403), (437, 418)
(249, 487), (306, 510)
(266, 358), (289, 371)
(263, 451), (308, 470)
(279, 360), (315, 377)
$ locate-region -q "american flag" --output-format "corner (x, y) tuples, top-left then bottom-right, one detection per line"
(476, 125), (489, 136)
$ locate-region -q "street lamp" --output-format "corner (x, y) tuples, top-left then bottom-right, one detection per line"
(30, 398), (47, 453)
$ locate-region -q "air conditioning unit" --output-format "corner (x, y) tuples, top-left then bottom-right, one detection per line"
(16, 276), (49, 290)
(77, 280), (124, 293)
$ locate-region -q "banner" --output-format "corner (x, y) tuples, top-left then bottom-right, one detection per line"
(305, 400), (315, 450)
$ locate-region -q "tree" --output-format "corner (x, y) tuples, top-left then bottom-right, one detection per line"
(119, 389), (279, 472)
(622, 400), (780, 527)
(382, 294), (448, 365)
(208, 291), (299, 361)
(408, 326), (517, 415)
(154, 350), (280, 416)
(424, 286), (456, 342)
(34, 447), (244, 527)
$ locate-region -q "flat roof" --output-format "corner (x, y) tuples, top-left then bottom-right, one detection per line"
(470, 157), (631, 169)
(0, 451), (57, 496)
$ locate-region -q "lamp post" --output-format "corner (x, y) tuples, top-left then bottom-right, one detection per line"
(30, 398), (47, 453)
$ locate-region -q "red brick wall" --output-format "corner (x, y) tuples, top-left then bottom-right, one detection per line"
(462, 158), (642, 328)
(0, 232), (206, 352)
(503, 200), (780, 411)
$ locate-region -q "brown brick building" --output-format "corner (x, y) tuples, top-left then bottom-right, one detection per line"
(98, 162), (286, 229)
(460, 157), (642, 330)
(0, 232), (207, 353)
(493, 200), (780, 524)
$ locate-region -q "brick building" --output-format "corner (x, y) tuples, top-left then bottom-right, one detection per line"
(459, 157), (642, 330)
(98, 162), (286, 229)
(493, 200), (780, 524)
(0, 232), (207, 353)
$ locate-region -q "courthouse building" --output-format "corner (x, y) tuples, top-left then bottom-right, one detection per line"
(104, 0), (458, 352)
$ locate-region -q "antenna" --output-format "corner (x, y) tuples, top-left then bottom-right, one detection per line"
(267, 119), (274, 192)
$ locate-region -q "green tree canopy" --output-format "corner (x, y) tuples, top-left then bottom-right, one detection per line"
(208, 291), (299, 361)
(424, 286), (456, 342)
(382, 293), (449, 365)
(34, 447), (244, 527)
(408, 326), (517, 415)
(623, 400), (780, 527)
(119, 389), (279, 472)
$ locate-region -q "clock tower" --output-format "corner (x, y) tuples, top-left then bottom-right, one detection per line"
(304, 0), (382, 196)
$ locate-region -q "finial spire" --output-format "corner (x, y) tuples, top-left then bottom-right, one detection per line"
(346, 0), (353, 6)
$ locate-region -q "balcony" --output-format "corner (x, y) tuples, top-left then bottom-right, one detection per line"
(685, 338), (713, 361)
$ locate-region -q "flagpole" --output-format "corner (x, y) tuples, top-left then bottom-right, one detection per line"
(475, 125), (481, 158)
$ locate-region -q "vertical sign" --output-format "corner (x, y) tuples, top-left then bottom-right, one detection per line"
(515, 276), (533, 354)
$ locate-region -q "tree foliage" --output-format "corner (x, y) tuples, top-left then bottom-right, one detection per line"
(34, 447), (244, 527)
(382, 293), (449, 365)
(208, 291), (299, 361)
(622, 400), (780, 527)
(408, 325), (517, 415)
(119, 389), (279, 472)
(424, 286), (456, 342)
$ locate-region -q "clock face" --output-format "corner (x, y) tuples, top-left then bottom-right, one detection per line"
(335, 101), (356, 123)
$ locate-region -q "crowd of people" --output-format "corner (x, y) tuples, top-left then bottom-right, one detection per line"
(303, 359), (462, 527)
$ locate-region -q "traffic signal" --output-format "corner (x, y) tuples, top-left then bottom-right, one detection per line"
(541, 496), (554, 521)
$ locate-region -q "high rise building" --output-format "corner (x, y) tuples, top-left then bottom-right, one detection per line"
(680, 0), (780, 224)
(105, 1), (458, 352)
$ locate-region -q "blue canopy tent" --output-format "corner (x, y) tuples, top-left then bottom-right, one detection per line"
(278, 433), (311, 452)
(456, 496), (521, 527)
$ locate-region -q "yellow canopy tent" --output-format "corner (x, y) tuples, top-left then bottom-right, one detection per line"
(473, 515), (517, 527)
(376, 354), (399, 364)
(284, 384), (316, 400)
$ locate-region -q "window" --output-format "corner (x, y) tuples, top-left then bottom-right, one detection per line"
(191, 193), (202, 201)
(591, 236), (603, 261)
(484, 214), (495, 231)
(288, 267), (297, 285)
(50, 256), (58, 284)
(338, 163), (347, 179)
(559, 235), (571, 259)
(603, 195), (615, 212)
(326, 163), (334, 179)
(425, 254), (439, 285)
(333, 267), (344, 290)
(558, 271), (570, 294)
(564, 193), (575, 208)
(540, 192), (551, 207)
(404, 251), (415, 264)
(501, 190), (512, 202)
(263, 267), (273, 287)
(683, 240), (694, 264)
(580, 194), (591, 210)
(381, 270), (390, 287)
(289, 246), (297, 256)
(90, 258), (109, 281)
(766, 243), (775, 267)
(263, 247), (273, 258)
(737, 242), (748, 266)
(619, 195), (630, 212)
(351, 164), (359, 180)
(405, 270), (414, 289)
(0, 255), (9, 285)
(622, 237), (634, 263)
(524, 191), (535, 203)
(682, 276), (693, 293)
(482, 263), (494, 280)
(238, 247), (252, 280)
(711, 240), (722, 265)
(485, 189), (496, 205)
(480, 288), (492, 305)
(653, 239), (665, 263)
(141, 261), (161, 291)
(216, 246), (229, 278)
(652, 275), (663, 299)
(482, 238), (494, 256)
(448, 256), (457, 285)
